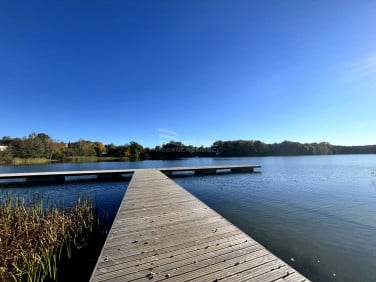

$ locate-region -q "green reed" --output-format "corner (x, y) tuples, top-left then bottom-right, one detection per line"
(0, 195), (97, 281)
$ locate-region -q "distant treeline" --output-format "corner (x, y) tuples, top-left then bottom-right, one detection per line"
(1, 133), (375, 164)
(212, 140), (376, 156)
(0, 133), (146, 163)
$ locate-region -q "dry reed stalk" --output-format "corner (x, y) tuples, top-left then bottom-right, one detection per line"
(0, 195), (96, 281)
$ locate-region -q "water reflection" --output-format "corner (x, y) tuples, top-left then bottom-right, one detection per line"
(173, 156), (376, 282)
(1, 155), (376, 281)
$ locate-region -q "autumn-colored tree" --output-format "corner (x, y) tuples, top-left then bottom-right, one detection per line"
(69, 139), (96, 156)
(94, 142), (106, 156)
(52, 142), (68, 160)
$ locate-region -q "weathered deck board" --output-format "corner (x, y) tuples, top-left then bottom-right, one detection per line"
(90, 169), (309, 282)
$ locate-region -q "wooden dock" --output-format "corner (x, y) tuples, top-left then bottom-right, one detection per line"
(160, 164), (261, 175)
(90, 169), (309, 281)
(0, 169), (135, 183)
(0, 165), (260, 185)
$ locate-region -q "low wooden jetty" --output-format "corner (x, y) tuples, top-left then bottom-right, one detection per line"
(160, 164), (261, 175)
(90, 168), (308, 281)
(0, 169), (135, 184)
(0, 165), (260, 184)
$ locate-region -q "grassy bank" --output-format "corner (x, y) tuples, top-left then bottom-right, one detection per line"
(66, 156), (127, 163)
(0, 156), (132, 166)
(0, 195), (97, 281)
(7, 158), (53, 165)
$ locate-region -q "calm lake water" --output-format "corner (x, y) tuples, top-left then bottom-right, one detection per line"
(1, 155), (375, 281)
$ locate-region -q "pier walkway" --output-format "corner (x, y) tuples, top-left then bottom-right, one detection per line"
(0, 165), (260, 184)
(90, 168), (309, 281)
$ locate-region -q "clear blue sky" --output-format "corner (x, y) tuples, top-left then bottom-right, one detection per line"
(1, 1), (376, 147)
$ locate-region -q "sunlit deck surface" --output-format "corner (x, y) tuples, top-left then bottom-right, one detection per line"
(90, 168), (309, 282)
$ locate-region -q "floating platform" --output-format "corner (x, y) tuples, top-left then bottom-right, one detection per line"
(160, 164), (261, 175)
(0, 165), (260, 185)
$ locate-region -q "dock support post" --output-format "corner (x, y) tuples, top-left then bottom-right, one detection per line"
(26, 175), (66, 184)
(162, 171), (173, 177)
(97, 173), (123, 181)
(194, 169), (217, 175)
(231, 167), (254, 173)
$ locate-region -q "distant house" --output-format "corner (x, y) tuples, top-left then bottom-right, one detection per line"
(0, 145), (8, 152)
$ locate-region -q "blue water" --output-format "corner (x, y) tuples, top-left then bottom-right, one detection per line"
(1, 155), (375, 281)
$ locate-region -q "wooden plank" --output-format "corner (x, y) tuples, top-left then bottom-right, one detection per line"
(99, 233), (248, 269)
(90, 169), (309, 282)
(275, 271), (308, 282)
(100, 231), (246, 268)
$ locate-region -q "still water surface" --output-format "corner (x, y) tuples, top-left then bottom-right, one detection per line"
(1, 155), (375, 281)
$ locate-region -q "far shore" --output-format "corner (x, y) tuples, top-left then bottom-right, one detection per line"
(0, 156), (132, 166)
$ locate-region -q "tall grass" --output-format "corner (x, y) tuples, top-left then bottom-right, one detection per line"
(0, 195), (97, 281)
(66, 156), (128, 163)
(0, 156), (128, 166)
(11, 158), (52, 165)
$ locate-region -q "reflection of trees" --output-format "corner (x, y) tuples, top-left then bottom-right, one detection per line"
(371, 169), (376, 192)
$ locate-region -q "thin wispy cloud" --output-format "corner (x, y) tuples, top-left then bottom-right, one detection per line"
(158, 128), (180, 144)
(350, 52), (376, 80)
(157, 129), (213, 147)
